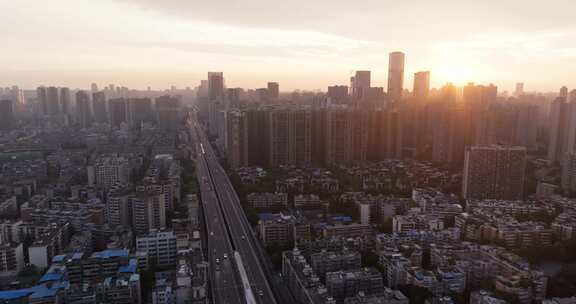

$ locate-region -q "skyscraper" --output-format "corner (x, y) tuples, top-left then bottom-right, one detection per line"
(462, 145), (526, 200)
(92, 91), (107, 123)
(352, 71), (371, 99)
(226, 110), (248, 168)
(155, 96), (181, 130)
(208, 72), (224, 101)
(108, 98), (128, 127)
(387, 52), (405, 102)
(36, 86), (48, 115)
(515, 82), (524, 97)
(267, 82), (279, 100)
(548, 97), (573, 162)
(327, 85), (349, 104)
(127, 98), (153, 128)
(413, 71), (430, 100)
(91, 83), (99, 92)
(0, 99), (14, 131)
(75, 91), (92, 128)
(46, 86), (60, 116)
(59, 87), (71, 115)
(560, 86), (569, 100)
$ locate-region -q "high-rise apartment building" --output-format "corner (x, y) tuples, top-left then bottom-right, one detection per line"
(413, 71), (430, 100)
(462, 145), (527, 200)
(208, 72), (224, 101)
(387, 52), (405, 102)
(59, 87), (71, 115)
(37, 86), (48, 115)
(92, 91), (108, 123)
(352, 71), (371, 99)
(127, 98), (153, 128)
(548, 97), (572, 162)
(75, 91), (92, 128)
(515, 82), (524, 97)
(108, 98), (128, 127)
(226, 110), (248, 168)
(155, 96), (180, 130)
(0, 100), (14, 131)
(268, 109), (313, 166)
(267, 82), (279, 100)
(327, 85), (349, 104)
(131, 192), (167, 235)
(46, 86), (60, 116)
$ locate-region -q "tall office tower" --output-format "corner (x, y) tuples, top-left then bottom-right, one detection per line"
(36, 87), (48, 115)
(208, 72), (224, 101)
(352, 71), (371, 99)
(268, 109), (312, 166)
(92, 91), (107, 123)
(0, 100), (14, 131)
(46, 86), (60, 115)
(267, 82), (279, 100)
(515, 83), (524, 97)
(560, 86), (569, 100)
(462, 145), (527, 200)
(75, 91), (92, 128)
(127, 98), (153, 128)
(108, 98), (128, 127)
(91, 83), (99, 92)
(387, 52), (405, 102)
(155, 96), (181, 130)
(548, 97), (571, 162)
(432, 108), (467, 164)
(59, 87), (71, 115)
(226, 110), (248, 168)
(413, 71), (430, 100)
(327, 85), (349, 104)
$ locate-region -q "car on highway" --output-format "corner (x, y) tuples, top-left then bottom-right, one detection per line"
(215, 258), (220, 264)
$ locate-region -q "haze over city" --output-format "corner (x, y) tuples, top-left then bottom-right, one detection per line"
(2, 0), (576, 91)
(3, 1), (576, 304)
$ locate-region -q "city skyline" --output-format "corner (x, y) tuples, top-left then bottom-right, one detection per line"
(2, 0), (576, 92)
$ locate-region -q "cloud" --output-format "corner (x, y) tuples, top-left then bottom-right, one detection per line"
(433, 31), (576, 61)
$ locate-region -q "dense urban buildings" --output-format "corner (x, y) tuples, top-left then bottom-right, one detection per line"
(2, 45), (576, 304)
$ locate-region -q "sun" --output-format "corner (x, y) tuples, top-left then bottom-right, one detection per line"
(436, 66), (473, 85)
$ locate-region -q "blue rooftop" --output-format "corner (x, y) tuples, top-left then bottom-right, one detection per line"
(91, 249), (129, 259)
(51, 255), (66, 263)
(0, 290), (33, 300)
(257, 213), (276, 221)
(39, 272), (64, 283)
(118, 259), (137, 274)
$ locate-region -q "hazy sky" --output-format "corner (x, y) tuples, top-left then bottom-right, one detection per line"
(1, 0), (575, 92)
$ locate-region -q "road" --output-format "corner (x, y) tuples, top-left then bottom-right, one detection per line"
(194, 122), (278, 304)
(193, 125), (244, 304)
